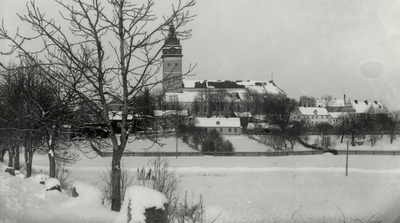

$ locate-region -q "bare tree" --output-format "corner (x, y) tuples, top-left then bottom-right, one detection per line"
(387, 111), (400, 144)
(319, 94), (333, 108)
(264, 96), (298, 132)
(193, 89), (212, 117)
(315, 122), (334, 149)
(299, 95), (317, 107)
(333, 114), (351, 143)
(0, 0), (195, 211)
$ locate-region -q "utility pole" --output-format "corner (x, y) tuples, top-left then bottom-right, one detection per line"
(346, 140), (349, 176)
(176, 115), (179, 158)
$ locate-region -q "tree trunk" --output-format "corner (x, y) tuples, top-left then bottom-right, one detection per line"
(111, 154), (122, 211)
(48, 146), (56, 178)
(0, 147), (6, 162)
(24, 137), (34, 178)
(8, 146), (14, 168)
(14, 146), (20, 170)
(340, 132), (344, 143)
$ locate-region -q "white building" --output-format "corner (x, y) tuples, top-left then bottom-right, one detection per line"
(292, 107), (330, 125)
(195, 117), (242, 135)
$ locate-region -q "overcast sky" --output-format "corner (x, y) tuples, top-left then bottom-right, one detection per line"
(2, 0), (400, 110)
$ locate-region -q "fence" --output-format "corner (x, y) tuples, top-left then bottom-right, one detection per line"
(100, 150), (326, 157)
(100, 150), (400, 157)
(335, 150), (400, 156)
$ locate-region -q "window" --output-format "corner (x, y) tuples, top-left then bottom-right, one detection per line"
(220, 127), (223, 132)
(167, 63), (171, 66)
(175, 63), (179, 66)
(229, 128), (232, 132)
(234, 128), (237, 133)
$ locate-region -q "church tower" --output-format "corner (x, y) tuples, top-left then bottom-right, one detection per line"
(162, 24), (183, 93)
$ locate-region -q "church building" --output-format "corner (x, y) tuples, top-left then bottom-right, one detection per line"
(161, 24), (286, 117)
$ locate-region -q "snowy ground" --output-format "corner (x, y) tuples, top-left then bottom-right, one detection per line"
(1, 135), (400, 223)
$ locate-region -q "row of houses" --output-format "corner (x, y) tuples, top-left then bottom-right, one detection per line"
(293, 98), (385, 125)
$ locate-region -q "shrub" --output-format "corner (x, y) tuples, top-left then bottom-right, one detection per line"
(222, 140), (234, 152)
(137, 156), (207, 223)
(100, 162), (135, 207)
(201, 130), (235, 153)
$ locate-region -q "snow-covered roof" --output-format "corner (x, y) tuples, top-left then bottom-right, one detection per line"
(298, 107), (329, 116)
(196, 117), (241, 128)
(153, 110), (188, 117)
(109, 111), (134, 120)
(316, 98), (346, 107)
(165, 91), (198, 103)
(351, 100), (384, 113)
(166, 89), (248, 103)
(329, 112), (349, 119)
(233, 112), (252, 118)
(247, 122), (269, 129)
(182, 79), (285, 95)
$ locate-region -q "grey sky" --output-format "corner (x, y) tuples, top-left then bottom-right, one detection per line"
(2, 0), (400, 110)
(183, 0), (400, 110)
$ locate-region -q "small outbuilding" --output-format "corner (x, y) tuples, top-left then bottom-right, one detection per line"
(195, 117), (242, 135)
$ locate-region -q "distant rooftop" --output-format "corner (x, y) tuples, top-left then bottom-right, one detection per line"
(182, 79), (286, 95)
(298, 107), (329, 116)
(196, 117), (241, 128)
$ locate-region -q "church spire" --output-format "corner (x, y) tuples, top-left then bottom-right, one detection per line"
(165, 23), (180, 46)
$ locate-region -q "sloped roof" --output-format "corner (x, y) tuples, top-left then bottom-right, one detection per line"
(166, 89), (248, 103)
(182, 79), (285, 95)
(329, 112), (349, 119)
(316, 98), (346, 107)
(298, 107), (329, 116)
(195, 117), (241, 128)
(233, 112), (252, 118)
(165, 91), (198, 103)
(109, 111), (134, 120)
(351, 100), (383, 113)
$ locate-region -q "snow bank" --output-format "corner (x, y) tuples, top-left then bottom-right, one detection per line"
(29, 174), (49, 184)
(114, 185), (167, 223)
(70, 181), (103, 205)
(45, 178), (61, 190)
(0, 168), (117, 223)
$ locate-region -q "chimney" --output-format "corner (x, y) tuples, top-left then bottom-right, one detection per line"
(374, 101), (378, 104)
(344, 94), (346, 103)
(365, 100), (368, 105)
(354, 100), (358, 104)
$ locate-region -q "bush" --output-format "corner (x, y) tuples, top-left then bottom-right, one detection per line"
(222, 140), (234, 152)
(137, 156), (207, 223)
(201, 130), (235, 153)
(177, 121), (207, 150)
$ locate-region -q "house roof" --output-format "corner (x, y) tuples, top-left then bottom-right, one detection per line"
(298, 107), (329, 116)
(316, 98), (346, 107)
(109, 111), (134, 120)
(329, 112), (349, 119)
(166, 79), (285, 103)
(153, 110), (188, 117)
(351, 100), (384, 113)
(233, 112), (252, 118)
(247, 122), (269, 129)
(195, 117), (241, 128)
(182, 79), (286, 95)
(165, 91), (198, 103)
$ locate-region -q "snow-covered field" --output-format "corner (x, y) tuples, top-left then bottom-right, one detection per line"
(1, 135), (400, 223)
